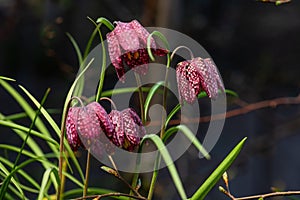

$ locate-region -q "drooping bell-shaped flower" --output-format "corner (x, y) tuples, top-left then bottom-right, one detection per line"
(87, 102), (114, 138)
(176, 57), (225, 104)
(108, 108), (145, 151)
(107, 20), (168, 81)
(66, 107), (83, 151)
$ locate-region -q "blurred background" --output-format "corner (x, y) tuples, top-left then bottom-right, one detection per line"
(1, 0), (300, 199)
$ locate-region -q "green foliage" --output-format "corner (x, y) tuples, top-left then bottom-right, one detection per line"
(0, 17), (246, 200)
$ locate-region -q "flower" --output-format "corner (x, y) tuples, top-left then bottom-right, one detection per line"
(109, 108), (146, 151)
(66, 107), (83, 151)
(65, 102), (113, 152)
(87, 102), (114, 139)
(176, 57), (225, 104)
(107, 20), (168, 81)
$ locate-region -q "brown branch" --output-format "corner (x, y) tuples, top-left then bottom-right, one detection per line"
(169, 94), (300, 125)
(223, 190), (300, 200)
(72, 192), (147, 200)
(144, 95), (300, 127)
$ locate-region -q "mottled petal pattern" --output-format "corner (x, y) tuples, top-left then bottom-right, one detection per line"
(176, 60), (201, 104)
(122, 108), (145, 151)
(130, 20), (156, 49)
(114, 21), (140, 51)
(87, 102), (114, 138)
(176, 57), (224, 104)
(76, 106), (102, 148)
(107, 31), (125, 81)
(203, 58), (225, 97)
(108, 108), (145, 151)
(107, 20), (168, 81)
(66, 107), (83, 151)
(109, 110), (125, 147)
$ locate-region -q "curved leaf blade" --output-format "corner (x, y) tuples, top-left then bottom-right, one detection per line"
(163, 125), (210, 159)
(190, 137), (247, 200)
(142, 134), (187, 200)
(144, 81), (165, 120)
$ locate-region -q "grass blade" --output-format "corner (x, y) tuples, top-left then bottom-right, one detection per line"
(66, 33), (83, 65)
(190, 137), (247, 200)
(141, 134), (187, 200)
(165, 89), (238, 127)
(0, 156), (40, 191)
(0, 162), (25, 199)
(0, 80), (58, 155)
(163, 125), (210, 159)
(144, 81), (164, 120)
(0, 120), (59, 146)
(38, 168), (60, 200)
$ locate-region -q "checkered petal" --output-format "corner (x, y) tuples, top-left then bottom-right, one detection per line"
(109, 110), (125, 147)
(122, 108), (144, 151)
(87, 102), (114, 138)
(114, 21), (140, 51)
(203, 58), (225, 97)
(106, 31), (125, 81)
(66, 107), (83, 151)
(76, 106), (102, 149)
(176, 57), (224, 104)
(176, 60), (201, 104)
(130, 20), (156, 48)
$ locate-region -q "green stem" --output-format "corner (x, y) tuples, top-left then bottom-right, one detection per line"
(147, 53), (171, 200)
(83, 152), (91, 197)
(147, 154), (161, 200)
(86, 17), (115, 102)
(134, 73), (145, 124)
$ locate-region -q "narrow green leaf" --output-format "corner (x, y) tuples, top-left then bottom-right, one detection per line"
(144, 81), (165, 120)
(96, 17), (114, 31)
(0, 156), (40, 191)
(101, 86), (152, 97)
(0, 147), (83, 189)
(0, 76), (15, 81)
(66, 32), (85, 97)
(163, 125), (210, 159)
(87, 16), (107, 102)
(66, 33), (83, 65)
(165, 104), (181, 128)
(141, 134), (187, 200)
(224, 89), (239, 97)
(0, 162), (25, 199)
(61, 58), (94, 127)
(0, 80), (58, 155)
(18, 86), (81, 178)
(190, 137), (247, 200)
(59, 58), (95, 182)
(147, 31), (170, 61)
(63, 188), (127, 200)
(165, 89), (238, 127)
(0, 120), (59, 146)
(38, 168), (60, 200)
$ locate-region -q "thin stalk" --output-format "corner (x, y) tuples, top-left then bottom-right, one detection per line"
(108, 156), (144, 198)
(147, 53), (171, 199)
(83, 152), (91, 197)
(147, 154), (161, 200)
(58, 97), (84, 200)
(134, 73), (145, 124)
(86, 17), (108, 102)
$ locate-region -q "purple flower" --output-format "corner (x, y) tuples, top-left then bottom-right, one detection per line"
(87, 102), (114, 138)
(108, 108), (146, 151)
(107, 20), (168, 81)
(66, 107), (83, 151)
(176, 57), (225, 104)
(108, 110), (125, 147)
(65, 102), (113, 153)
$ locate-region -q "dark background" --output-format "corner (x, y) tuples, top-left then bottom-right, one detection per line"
(1, 0), (300, 199)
